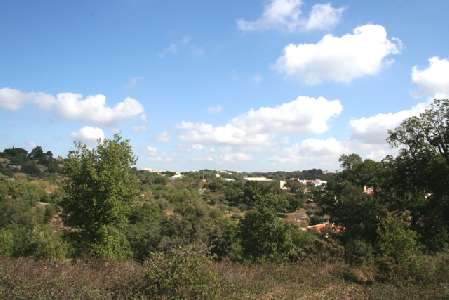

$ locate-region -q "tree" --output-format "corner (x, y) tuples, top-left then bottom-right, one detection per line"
(339, 153), (363, 171)
(388, 99), (449, 163)
(388, 99), (449, 250)
(62, 134), (139, 258)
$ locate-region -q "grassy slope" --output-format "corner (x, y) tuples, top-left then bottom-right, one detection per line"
(1, 257), (447, 300)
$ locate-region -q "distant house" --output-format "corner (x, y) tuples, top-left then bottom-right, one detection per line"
(363, 186), (375, 196)
(170, 172), (184, 180)
(243, 176), (273, 182)
(142, 168), (160, 173)
(299, 179), (327, 187)
(223, 178), (235, 182)
(279, 180), (288, 190)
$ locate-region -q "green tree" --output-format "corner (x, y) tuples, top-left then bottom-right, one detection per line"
(239, 203), (302, 261)
(62, 134), (139, 258)
(388, 98), (449, 250)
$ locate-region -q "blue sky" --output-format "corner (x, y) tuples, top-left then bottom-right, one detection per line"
(1, 0), (449, 171)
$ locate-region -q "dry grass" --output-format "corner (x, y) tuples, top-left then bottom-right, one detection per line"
(0, 257), (447, 299)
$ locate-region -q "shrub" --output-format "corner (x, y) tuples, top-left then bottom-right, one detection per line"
(377, 213), (420, 263)
(143, 245), (218, 299)
(375, 213), (422, 281)
(345, 239), (374, 265)
(29, 225), (70, 261)
(0, 228), (14, 256)
(88, 225), (133, 261)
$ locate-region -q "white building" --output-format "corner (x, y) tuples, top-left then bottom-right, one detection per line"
(280, 180), (288, 190)
(243, 176), (273, 182)
(170, 172), (184, 180)
(299, 179), (327, 187)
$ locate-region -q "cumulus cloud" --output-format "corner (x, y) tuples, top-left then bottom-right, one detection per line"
(237, 0), (344, 32)
(350, 103), (427, 145)
(350, 56), (449, 146)
(304, 3), (345, 31)
(0, 88), (28, 110)
(274, 138), (345, 162)
(178, 96), (342, 146)
(412, 56), (449, 98)
(275, 24), (401, 85)
(54, 93), (144, 124)
(0, 88), (145, 125)
(71, 126), (105, 145)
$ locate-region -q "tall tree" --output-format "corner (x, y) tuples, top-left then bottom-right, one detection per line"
(388, 98), (449, 250)
(62, 135), (139, 256)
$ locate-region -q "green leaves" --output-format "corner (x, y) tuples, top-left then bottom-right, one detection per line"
(62, 134), (139, 259)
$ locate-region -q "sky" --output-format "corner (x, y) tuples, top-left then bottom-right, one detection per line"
(1, 0), (449, 171)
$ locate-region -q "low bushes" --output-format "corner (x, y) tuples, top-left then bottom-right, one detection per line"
(143, 245), (219, 299)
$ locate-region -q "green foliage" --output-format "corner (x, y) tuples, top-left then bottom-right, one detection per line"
(62, 134), (139, 247)
(126, 202), (163, 261)
(29, 225), (70, 261)
(88, 225), (133, 261)
(143, 245), (218, 299)
(239, 203), (316, 262)
(344, 239), (374, 265)
(377, 213), (420, 263)
(388, 98), (449, 250)
(0, 228), (14, 256)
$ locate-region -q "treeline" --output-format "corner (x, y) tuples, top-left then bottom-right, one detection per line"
(0, 146), (61, 177)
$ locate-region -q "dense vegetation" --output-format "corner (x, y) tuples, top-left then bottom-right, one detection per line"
(1, 99), (449, 299)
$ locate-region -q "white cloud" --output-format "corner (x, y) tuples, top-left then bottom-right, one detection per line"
(0, 88), (145, 125)
(304, 3), (345, 31)
(350, 103), (426, 145)
(191, 144), (204, 151)
(147, 145), (173, 162)
(157, 131), (171, 143)
(275, 24), (401, 85)
(412, 56), (449, 98)
(207, 105), (223, 114)
(179, 96), (342, 146)
(147, 146), (158, 157)
(274, 138), (345, 162)
(237, 0), (344, 32)
(270, 137), (346, 170)
(349, 57), (449, 147)
(71, 126), (105, 145)
(221, 152), (252, 162)
(54, 93), (144, 125)
(0, 88), (28, 110)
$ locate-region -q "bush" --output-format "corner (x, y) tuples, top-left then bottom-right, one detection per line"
(375, 213), (422, 281)
(88, 225), (133, 261)
(377, 213), (420, 263)
(29, 225), (70, 261)
(0, 228), (14, 256)
(143, 245), (218, 299)
(345, 239), (374, 265)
